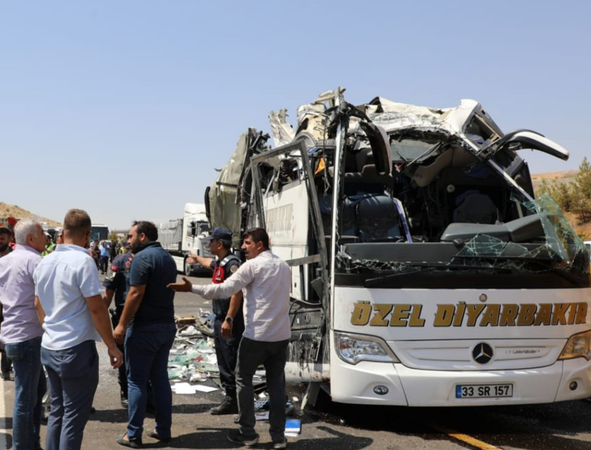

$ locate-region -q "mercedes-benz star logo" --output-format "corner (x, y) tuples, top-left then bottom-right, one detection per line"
(472, 343), (494, 364)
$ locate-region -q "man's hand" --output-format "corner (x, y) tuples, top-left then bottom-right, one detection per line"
(108, 345), (124, 369)
(186, 251), (198, 265)
(113, 323), (126, 344)
(221, 320), (233, 338)
(167, 277), (193, 292)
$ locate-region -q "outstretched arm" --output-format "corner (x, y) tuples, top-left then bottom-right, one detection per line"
(167, 277), (193, 292)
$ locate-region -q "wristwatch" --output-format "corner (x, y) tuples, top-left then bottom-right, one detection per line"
(225, 316), (234, 323)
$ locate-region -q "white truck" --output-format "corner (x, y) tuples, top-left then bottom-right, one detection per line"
(206, 88), (591, 408)
(159, 203), (212, 276)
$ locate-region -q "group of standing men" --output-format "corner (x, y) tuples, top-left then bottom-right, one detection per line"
(0, 211), (124, 450)
(0, 210), (292, 450)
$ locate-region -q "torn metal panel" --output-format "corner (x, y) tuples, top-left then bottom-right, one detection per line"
(269, 108), (295, 148)
(206, 87), (589, 387)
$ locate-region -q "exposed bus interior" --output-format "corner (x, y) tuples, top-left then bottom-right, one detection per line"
(206, 89), (590, 379)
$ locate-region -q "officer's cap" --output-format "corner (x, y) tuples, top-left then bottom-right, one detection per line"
(204, 227), (232, 242)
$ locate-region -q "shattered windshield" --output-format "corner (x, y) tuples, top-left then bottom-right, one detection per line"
(390, 132), (447, 164)
(337, 195), (589, 277)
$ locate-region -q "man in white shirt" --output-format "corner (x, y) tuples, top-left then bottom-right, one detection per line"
(34, 209), (123, 450)
(168, 228), (291, 449)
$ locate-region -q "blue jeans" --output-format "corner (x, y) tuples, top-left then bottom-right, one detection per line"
(4, 336), (46, 450)
(125, 322), (176, 440)
(41, 340), (99, 450)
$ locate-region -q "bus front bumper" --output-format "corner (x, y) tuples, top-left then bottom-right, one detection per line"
(330, 357), (591, 406)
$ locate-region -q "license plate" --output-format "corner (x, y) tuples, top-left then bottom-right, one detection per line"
(456, 384), (513, 399)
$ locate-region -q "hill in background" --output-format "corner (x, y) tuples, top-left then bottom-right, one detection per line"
(1, 170), (589, 239)
(531, 170), (579, 193)
(531, 170), (591, 240)
(0, 202), (61, 227)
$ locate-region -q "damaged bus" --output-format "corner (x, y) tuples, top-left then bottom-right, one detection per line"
(205, 88), (591, 407)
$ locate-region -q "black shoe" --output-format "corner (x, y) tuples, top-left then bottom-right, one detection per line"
(227, 429), (259, 447)
(273, 439), (288, 449)
(210, 396), (238, 415)
(116, 434), (142, 448)
(147, 430), (171, 443)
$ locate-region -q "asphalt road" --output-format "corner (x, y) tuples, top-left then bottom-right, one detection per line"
(2, 273), (591, 449)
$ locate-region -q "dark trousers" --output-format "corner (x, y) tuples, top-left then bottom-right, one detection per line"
(110, 309), (128, 398)
(213, 316), (243, 398)
(125, 323), (176, 441)
(236, 337), (288, 443)
(99, 256), (109, 273)
(0, 312), (13, 375)
(1, 347), (12, 375)
(41, 340), (99, 450)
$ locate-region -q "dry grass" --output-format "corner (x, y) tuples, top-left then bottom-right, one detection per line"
(0, 202), (60, 227)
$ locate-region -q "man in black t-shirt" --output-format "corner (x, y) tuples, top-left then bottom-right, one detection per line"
(113, 221), (177, 447)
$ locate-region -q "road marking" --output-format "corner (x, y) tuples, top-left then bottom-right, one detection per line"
(430, 424), (502, 450)
(0, 378), (8, 449)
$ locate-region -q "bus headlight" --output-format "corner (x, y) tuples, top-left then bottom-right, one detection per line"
(334, 331), (399, 365)
(559, 330), (591, 361)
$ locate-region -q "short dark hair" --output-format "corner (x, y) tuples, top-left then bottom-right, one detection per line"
(0, 227), (11, 237)
(219, 239), (232, 250)
(63, 209), (91, 238)
(132, 221), (158, 241)
(243, 227), (269, 250)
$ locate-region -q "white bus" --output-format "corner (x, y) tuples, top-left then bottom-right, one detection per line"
(207, 88), (591, 407)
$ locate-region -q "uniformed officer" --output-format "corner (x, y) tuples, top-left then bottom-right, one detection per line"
(103, 242), (134, 406)
(188, 227), (244, 415)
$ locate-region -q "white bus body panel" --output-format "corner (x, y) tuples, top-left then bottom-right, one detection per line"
(330, 286), (591, 405)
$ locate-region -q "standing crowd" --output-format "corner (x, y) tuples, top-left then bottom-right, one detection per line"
(0, 209), (291, 450)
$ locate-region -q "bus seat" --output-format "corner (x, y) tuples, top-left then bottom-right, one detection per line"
(453, 190), (499, 224)
(357, 195), (402, 242)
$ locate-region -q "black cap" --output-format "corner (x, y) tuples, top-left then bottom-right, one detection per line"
(204, 227), (232, 242)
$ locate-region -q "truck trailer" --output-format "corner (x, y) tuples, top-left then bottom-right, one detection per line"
(159, 203), (212, 275)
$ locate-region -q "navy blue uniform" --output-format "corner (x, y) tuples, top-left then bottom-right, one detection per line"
(211, 254), (244, 399)
(104, 252), (133, 310)
(103, 252), (133, 399)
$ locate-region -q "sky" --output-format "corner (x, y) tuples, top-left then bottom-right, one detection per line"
(1, 1), (590, 230)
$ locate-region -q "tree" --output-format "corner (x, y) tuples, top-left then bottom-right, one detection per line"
(538, 178), (573, 212)
(570, 157), (591, 222)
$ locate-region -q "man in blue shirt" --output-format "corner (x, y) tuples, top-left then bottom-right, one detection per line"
(113, 221), (177, 448)
(99, 240), (110, 274)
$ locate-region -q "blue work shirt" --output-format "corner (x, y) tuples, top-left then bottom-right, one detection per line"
(103, 252), (133, 309)
(129, 242), (177, 326)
